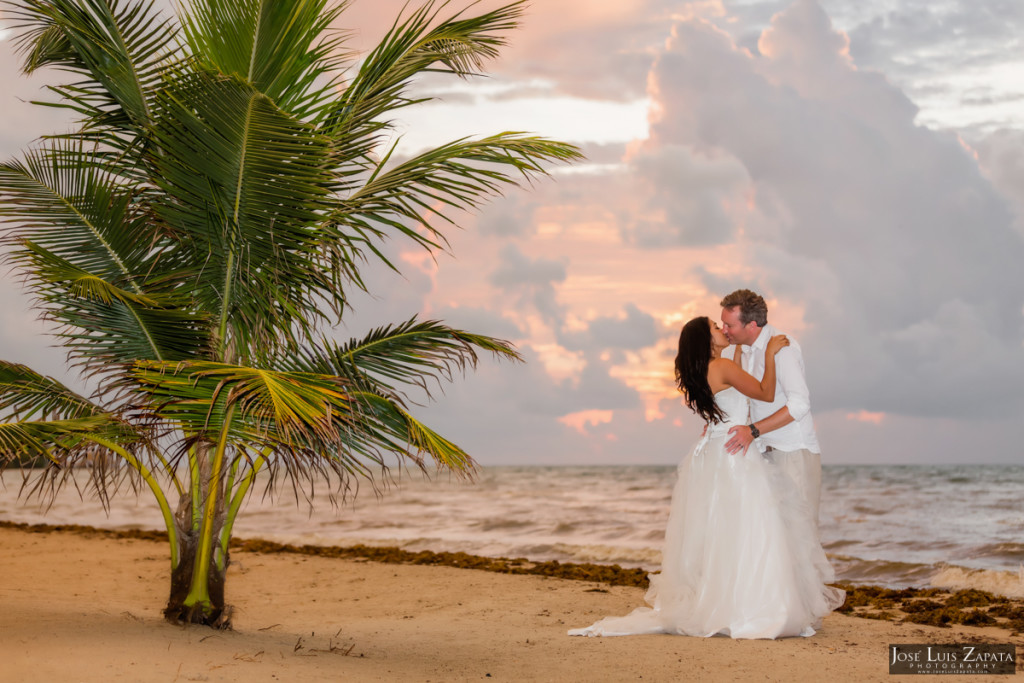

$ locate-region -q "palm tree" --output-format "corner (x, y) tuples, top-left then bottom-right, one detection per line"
(0, 0), (580, 627)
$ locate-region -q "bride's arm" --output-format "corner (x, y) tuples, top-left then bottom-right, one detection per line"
(717, 336), (788, 402)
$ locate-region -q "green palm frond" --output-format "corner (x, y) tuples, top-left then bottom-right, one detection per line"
(8, 0), (178, 133)
(0, 414), (135, 462)
(322, 0), (523, 155)
(129, 360), (356, 443)
(0, 361), (102, 421)
(347, 389), (475, 472)
(330, 134), (581, 263)
(47, 296), (213, 371)
(19, 239), (162, 307)
(128, 358), (472, 475)
(294, 318), (520, 399)
(0, 411), (176, 539)
(179, 0), (348, 118)
(0, 142), (151, 287)
(0, 421), (63, 464)
(0, 142), (213, 372)
(9, 242), (209, 373)
(150, 70), (335, 358)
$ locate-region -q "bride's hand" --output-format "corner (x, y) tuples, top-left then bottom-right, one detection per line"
(766, 334), (789, 356)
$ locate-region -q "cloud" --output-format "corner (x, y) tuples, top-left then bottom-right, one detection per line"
(645, 0), (1024, 417)
(972, 128), (1024, 238)
(490, 0), (673, 101)
(846, 410), (886, 424)
(718, 0), (1024, 135)
(560, 409), (614, 434)
(759, 0), (854, 72)
(558, 303), (658, 353)
(840, 0), (1024, 79)
(622, 144), (752, 247)
(488, 244), (567, 325)
(327, 0), (670, 105)
(475, 193), (536, 238)
(429, 304), (525, 341)
(334, 238), (438, 339)
(413, 343), (646, 463)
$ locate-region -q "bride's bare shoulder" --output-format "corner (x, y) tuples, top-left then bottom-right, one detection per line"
(709, 357), (739, 370)
(708, 357), (737, 380)
(707, 357), (734, 393)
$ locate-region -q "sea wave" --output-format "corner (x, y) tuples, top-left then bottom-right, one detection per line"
(930, 565), (1024, 598)
(967, 542), (1024, 562)
(829, 554), (940, 586)
(825, 554), (1024, 599)
(549, 543), (663, 567)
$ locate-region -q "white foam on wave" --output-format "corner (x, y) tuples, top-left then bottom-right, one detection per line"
(930, 564), (1024, 599)
(552, 543), (663, 567)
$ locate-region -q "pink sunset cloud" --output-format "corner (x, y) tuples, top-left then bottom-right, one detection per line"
(845, 410), (887, 425)
(559, 409), (615, 434)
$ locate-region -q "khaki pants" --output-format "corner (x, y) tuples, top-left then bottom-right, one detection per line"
(768, 448), (821, 529)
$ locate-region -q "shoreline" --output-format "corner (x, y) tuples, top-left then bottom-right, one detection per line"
(4, 464), (1022, 599)
(0, 520), (650, 587)
(1, 523), (1022, 681)
(4, 519), (1024, 635)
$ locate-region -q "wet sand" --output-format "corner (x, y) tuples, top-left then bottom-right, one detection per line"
(1, 525), (1021, 682)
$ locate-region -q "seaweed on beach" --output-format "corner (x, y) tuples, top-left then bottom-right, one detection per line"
(0, 521), (650, 587)
(6, 521), (1024, 633)
(835, 583), (1018, 631)
(835, 584), (944, 612)
(900, 599), (946, 613)
(229, 538), (652, 587)
(902, 606), (997, 628)
(986, 603), (1024, 633)
(945, 589), (1009, 608)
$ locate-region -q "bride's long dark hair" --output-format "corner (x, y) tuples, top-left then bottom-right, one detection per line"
(674, 316), (725, 424)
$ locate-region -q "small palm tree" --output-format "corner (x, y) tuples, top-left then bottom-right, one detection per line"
(0, 0), (579, 627)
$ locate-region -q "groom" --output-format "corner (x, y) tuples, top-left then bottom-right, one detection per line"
(719, 289), (822, 526)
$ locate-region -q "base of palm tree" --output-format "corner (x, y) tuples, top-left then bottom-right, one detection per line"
(163, 554), (232, 629)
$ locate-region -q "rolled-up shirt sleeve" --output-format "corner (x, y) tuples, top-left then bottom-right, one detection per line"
(776, 347), (811, 421)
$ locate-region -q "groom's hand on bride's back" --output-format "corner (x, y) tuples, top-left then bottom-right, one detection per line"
(725, 425), (754, 455)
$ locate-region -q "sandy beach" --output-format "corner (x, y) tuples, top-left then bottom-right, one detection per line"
(1, 525), (1021, 682)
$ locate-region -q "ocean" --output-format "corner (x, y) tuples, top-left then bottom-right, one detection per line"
(2, 464), (1022, 597)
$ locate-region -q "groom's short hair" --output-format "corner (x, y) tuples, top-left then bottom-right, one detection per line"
(720, 289), (768, 327)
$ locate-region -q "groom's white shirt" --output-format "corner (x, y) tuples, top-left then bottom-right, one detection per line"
(737, 323), (820, 454)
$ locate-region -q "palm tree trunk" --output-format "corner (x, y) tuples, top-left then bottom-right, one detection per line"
(164, 440), (233, 627)
(165, 517), (231, 627)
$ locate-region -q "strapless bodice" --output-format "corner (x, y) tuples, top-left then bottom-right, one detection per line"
(707, 387), (749, 437)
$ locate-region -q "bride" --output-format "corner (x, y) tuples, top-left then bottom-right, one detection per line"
(569, 316), (845, 639)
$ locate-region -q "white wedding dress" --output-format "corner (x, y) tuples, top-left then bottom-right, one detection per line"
(569, 387), (845, 639)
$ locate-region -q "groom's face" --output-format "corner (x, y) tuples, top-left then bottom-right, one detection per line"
(721, 306), (756, 346)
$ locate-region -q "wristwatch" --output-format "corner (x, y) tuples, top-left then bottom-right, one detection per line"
(748, 423), (760, 439)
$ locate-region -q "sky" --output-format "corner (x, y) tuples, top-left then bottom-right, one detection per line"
(0, 0), (1022, 466)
